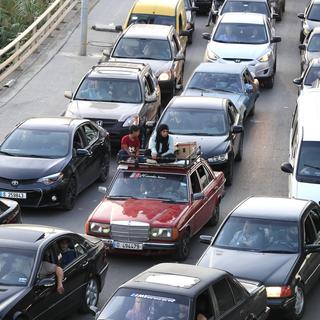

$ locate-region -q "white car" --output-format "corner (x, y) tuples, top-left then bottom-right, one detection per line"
(202, 12), (281, 88)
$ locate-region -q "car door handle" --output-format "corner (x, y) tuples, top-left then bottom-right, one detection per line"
(81, 261), (88, 268)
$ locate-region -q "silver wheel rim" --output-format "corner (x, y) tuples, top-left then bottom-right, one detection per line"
(295, 286), (304, 316)
(86, 279), (98, 307)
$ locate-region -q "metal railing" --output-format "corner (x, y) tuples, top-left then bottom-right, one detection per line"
(0, 0), (79, 85)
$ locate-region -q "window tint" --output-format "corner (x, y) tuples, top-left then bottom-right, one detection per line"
(82, 123), (99, 145)
(197, 165), (211, 189)
(212, 278), (235, 315)
(190, 171), (201, 194)
(73, 129), (84, 149)
(227, 278), (247, 304)
(195, 290), (214, 319)
(305, 215), (317, 244)
(57, 237), (77, 268)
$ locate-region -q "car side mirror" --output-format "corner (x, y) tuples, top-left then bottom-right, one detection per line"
(297, 13), (305, 19)
(76, 149), (92, 157)
(299, 44), (306, 51)
(202, 32), (211, 40)
(232, 125), (243, 134)
(193, 192), (205, 201)
(281, 162), (293, 174)
(271, 36), (281, 43)
(174, 53), (185, 61)
(200, 235), (213, 244)
(145, 94), (157, 103)
(115, 25), (123, 32)
(64, 91), (73, 99)
(146, 120), (156, 129)
(102, 49), (111, 60)
(305, 244), (320, 253)
(293, 78), (303, 85)
(179, 29), (191, 37)
(36, 278), (56, 288)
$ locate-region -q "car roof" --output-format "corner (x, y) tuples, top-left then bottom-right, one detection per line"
(232, 197), (311, 221)
(121, 263), (227, 297)
(220, 12), (266, 24)
(0, 224), (69, 250)
(124, 24), (173, 39)
(194, 62), (246, 74)
(168, 96), (229, 110)
(19, 117), (86, 131)
(132, 0), (180, 15)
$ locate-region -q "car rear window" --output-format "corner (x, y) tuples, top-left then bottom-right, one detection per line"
(128, 13), (176, 28)
(222, 1), (270, 17)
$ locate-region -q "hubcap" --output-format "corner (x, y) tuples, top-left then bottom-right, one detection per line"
(86, 279), (98, 307)
(295, 286), (304, 316)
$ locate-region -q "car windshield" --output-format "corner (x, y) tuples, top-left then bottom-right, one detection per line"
(160, 108), (228, 136)
(304, 66), (320, 85)
(308, 4), (320, 21)
(308, 34), (320, 52)
(0, 128), (70, 158)
(0, 248), (36, 286)
(128, 13), (176, 28)
(214, 22), (268, 44)
(187, 71), (242, 93)
(214, 216), (299, 253)
(109, 171), (188, 202)
(113, 38), (172, 61)
(221, 1), (270, 17)
(297, 141), (320, 183)
(75, 78), (142, 103)
(97, 288), (190, 320)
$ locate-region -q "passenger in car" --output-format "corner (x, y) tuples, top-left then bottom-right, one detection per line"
(58, 238), (77, 268)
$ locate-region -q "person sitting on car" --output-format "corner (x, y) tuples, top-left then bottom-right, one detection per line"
(117, 125), (141, 162)
(145, 124), (175, 163)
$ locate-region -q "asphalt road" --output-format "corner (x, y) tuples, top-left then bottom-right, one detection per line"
(0, 0), (319, 318)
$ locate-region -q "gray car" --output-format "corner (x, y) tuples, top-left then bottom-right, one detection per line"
(64, 62), (161, 147)
(182, 62), (259, 119)
(203, 12), (281, 88)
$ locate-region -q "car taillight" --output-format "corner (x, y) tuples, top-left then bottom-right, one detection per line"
(266, 286), (293, 298)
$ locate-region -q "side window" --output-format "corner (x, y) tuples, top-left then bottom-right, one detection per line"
(197, 165), (210, 189)
(73, 129), (84, 149)
(203, 164), (214, 182)
(310, 209), (320, 236)
(227, 278), (247, 304)
(38, 245), (58, 279)
(57, 237), (77, 268)
(212, 278), (235, 316)
(82, 123), (99, 145)
(190, 171), (201, 194)
(73, 237), (88, 257)
(145, 74), (155, 94)
(228, 105), (236, 125)
(171, 36), (179, 56)
(304, 215), (317, 245)
(195, 289), (214, 320)
(144, 79), (152, 96)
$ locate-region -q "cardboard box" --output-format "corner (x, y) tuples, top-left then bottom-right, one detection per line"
(175, 142), (197, 160)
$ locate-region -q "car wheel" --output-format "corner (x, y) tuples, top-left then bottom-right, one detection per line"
(61, 177), (77, 211)
(97, 155), (110, 183)
(287, 285), (305, 320)
(80, 277), (100, 313)
(282, 0), (286, 12)
(208, 202), (220, 226)
(263, 74), (274, 89)
(225, 155), (234, 186)
(174, 230), (191, 261)
(235, 133), (244, 162)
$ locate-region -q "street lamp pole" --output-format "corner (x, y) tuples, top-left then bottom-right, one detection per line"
(79, 0), (89, 56)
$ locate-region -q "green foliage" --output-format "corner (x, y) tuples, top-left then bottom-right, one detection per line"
(0, 0), (52, 49)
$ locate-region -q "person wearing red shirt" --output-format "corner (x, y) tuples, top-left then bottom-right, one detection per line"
(118, 125), (140, 161)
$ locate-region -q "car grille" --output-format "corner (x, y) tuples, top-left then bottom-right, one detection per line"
(111, 221), (150, 242)
(0, 177), (37, 185)
(88, 118), (118, 129)
(223, 58), (253, 63)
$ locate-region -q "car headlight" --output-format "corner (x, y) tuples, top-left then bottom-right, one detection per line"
(206, 49), (219, 61)
(89, 222), (111, 235)
(37, 172), (64, 185)
(266, 286), (293, 298)
(150, 228), (175, 239)
(208, 153), (228, 162)
(123, 115), (140, 127)
(158, 71), (172, 81)
(258, 51), (272, 62)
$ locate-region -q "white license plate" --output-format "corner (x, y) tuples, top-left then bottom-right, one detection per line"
(113, 241), (143, 250)
(0, 191), (27, 199)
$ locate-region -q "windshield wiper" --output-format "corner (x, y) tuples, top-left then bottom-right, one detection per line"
(211, 88), (236, 94)
(259, 249), (295, 254)
(0, 150), (15, 156)
(107, 195), (138, 200)
(303, 163), (320, 171)
(187, 87), (214, 92)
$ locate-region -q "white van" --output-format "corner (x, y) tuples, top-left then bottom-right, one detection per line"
(281, 89), (320, 203)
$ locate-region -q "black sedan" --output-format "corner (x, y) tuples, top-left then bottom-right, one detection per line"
(0, 224), (108, 320)
(0, 198), (22, 224)
(0, 117), (111, 210)
(93, 263), (269, 320)
(198, 197), (320, 320)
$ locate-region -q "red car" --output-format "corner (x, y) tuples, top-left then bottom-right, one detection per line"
(86, 157), (225, 261)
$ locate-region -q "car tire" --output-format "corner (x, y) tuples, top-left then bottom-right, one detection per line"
(97, 155), (110, 183)
(235, 133), (244, 162)
(174, 230), (191, 262)
(208, 202), (220, 226)
(225, 155), (234, 186)
(287, 284), (305, 320)
(80, 277), (100, 314)
(282, 0), (286, 12)
(61, 177), (77, 211)
(263, 74), (274, 89)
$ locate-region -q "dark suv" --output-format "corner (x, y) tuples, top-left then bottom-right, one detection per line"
(64, 62), (161, 147)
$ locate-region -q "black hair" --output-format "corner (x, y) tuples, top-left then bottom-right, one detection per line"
(129, 125), (140, 134)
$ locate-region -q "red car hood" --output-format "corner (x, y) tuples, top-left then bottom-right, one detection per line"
(90, 198), (188, 227)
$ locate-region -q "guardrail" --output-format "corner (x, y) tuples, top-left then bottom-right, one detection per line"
(0, 0), (79, 86)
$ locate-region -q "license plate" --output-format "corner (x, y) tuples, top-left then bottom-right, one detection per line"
(113, 241), (143, 250)
(0, 191), (27, 199)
